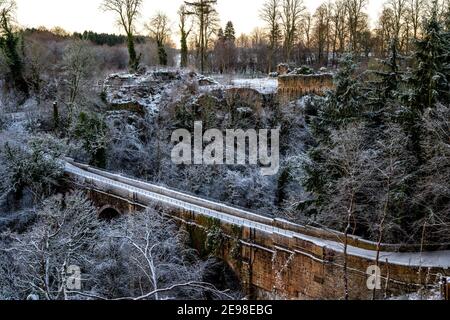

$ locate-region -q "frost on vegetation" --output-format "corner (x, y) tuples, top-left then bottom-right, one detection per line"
(390, 288), (444, 301)
(103, 69), (200, 115)
(103, 69), (279, 116)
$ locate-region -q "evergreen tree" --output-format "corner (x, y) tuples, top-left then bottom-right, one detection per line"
(378, 40), (401, 101)
(408, 4), (450, 112)
(301, 15), (450, 246)
(74, 31), (127, 46)
(157, 45), (168, 66)
(315, 54), (363, 135)
(0, 5), (28, 96)
(224, 21), (235, 42)
(401, 5), (450, 162)
(303, 55), (363, 209)
(365, 40), (403, 122)
(73, 112), (108, 168)
(217, 28), (224, 41)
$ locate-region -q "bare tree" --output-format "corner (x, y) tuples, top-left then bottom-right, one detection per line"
(184, 0), (218, 73)
(0, 0), (14, 17)
(61, 40), (94, 118)
(312, 3), (331, 65)
(298, 11), (312, 62)
(178, 5), (193, 68)
(101, 210), (235, 300)
(376, 7), (396, 56)
(320, 124), (376, 300)
(412, 103), (450, 248)
(408, 0), (426, 40)
(371, 124), (413, 299)
(101, 0), (142, 71)
(0, 194), (239, 300)
(388, 0), (407, 41)
(385, 0), (410, 52)
(280, 0), (305, 62)
(146, 12), (171, 66)
(260, 0), (282, 72)
(345, 0), (368, 52)
(330, 0), (347, 64)
(1, 191), (100, 300)
(203, 4), (220, 69)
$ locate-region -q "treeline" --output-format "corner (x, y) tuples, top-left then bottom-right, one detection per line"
(73, 31), (146, 47)
(300, 7), (450, 249)
(205, 0), (450, 73)
(0, 0), (178, 103)
(24, 28), (147, 47)
(145, 0), (450, 74)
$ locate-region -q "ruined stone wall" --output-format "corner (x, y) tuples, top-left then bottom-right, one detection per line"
(278, 74), (334, 101)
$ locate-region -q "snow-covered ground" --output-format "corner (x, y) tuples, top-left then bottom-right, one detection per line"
(210, 75), (279, 95)
(227, 78), (278, 95)
(103, 71), (280, 118)
(103, 71), (168, 115)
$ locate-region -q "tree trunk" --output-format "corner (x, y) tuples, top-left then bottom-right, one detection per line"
(127, 33), (139, 72)
(343, 192), (355, 301)
(181, 32), (189, 68)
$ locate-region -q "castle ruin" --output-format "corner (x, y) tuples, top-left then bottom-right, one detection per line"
(277, 73), (335, 101)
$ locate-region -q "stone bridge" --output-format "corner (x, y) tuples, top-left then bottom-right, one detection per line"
(65, 160), (450, 300)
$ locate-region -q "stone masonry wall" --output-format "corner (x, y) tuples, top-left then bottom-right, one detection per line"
(171, 208), (450, 300)
(278, 74), (335, 101)
(71, 172), (450, 301)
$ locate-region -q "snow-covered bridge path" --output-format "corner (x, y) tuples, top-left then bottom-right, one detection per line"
(65, 161), (450, 270)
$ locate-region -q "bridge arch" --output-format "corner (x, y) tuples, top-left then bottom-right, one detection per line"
(98, 205), (121, 221)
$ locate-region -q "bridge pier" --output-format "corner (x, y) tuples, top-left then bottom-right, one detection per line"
(86, 188), (145, 218)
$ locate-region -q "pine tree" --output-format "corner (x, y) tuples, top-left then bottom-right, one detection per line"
(409, 4), (450, 112)
(303, 54), (363, 209)
(365, 40), (403, 120)
(319, 54), (363, 130)
(402, 4), (450, 162)
(217, 28), (224, 41)
(379, 40), (401, 100)
(157, 45), (168, 66)
(224, 21), (235, 42)
(73, 112), (108, 168)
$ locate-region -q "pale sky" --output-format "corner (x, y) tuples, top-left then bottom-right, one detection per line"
(16, 0), (385, 36)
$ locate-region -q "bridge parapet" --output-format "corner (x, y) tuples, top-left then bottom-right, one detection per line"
(65, 160), (450, 300)
(67, 159), (440, 253)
